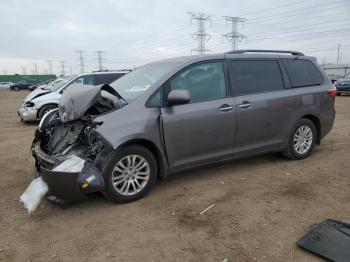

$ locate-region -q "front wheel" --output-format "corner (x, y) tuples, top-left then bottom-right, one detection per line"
(38, 104), (57, 119)
(103, 145), (157, 203)
(283, 118), (316, 160)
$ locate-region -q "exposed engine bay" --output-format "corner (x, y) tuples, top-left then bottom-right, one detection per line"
(37, 84), (125, 165)
(28, 84), (126, 205)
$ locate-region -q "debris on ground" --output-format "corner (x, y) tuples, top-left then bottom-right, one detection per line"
(20, 177), (49, 214)
(200, 203), (215, 215)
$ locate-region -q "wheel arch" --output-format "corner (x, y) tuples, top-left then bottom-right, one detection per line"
(37, 103), (58, 119)
(117, 139), (168, 180)
(300, 114), (321, 144)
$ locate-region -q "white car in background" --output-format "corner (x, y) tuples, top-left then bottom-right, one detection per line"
(0, 82), (13, 89)
(18, 71), (128, 122)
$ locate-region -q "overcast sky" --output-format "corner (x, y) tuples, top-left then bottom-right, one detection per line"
(0, 0), (349, 75)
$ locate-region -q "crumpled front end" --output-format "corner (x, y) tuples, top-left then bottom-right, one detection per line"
(31, 108), (114, 201)
(31, 108), (113, 201)
(29, 85), (123, 202)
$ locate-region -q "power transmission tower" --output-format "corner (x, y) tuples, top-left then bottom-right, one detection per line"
(95, 50), (105, 71)
(60, 61), (66, 76)
(3, 70), (7, 75)
(222, 16), (247, 51)
(47, 60), (53, 74)
(33, 63), (38, 75)
(188, 12), (213, 55)
(76, 50), (86, 73)
(22, 67), (26, 75)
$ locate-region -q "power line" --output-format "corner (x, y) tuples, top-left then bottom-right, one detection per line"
(47, 60), (53, 74)
(222, 16), (247, 51)
(60, 61), (66, 76)
(188, 12), (213, 54)
(76, 50), (86, 73)
(33, 63), (38, 75)
(95, 50), (105, 70)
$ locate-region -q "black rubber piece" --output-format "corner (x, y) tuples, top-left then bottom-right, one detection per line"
(297, 219), (350, 262)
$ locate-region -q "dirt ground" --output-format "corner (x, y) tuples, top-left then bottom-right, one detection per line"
(0, 89), (349, 262)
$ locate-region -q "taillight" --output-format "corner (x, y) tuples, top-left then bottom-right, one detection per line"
(328, 87), (337, 97)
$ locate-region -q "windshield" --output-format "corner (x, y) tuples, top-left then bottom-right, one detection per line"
(49, 76), (75, 92)
(344, 73), (350, 79)
(109, 62), (180, 101)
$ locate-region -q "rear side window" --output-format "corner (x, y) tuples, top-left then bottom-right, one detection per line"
(95, 73), (125, 85)
(229, 60), (284, 95)
(283, 59), (323, 87)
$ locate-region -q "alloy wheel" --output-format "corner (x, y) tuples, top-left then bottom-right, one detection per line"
(293, 125), (313, 155)
(111, 155), (150, 196)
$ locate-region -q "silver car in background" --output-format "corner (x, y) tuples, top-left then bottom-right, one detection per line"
(18, 71), (128, 122)
(0, 82), (13, 89)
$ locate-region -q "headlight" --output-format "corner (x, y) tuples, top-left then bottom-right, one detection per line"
(25, 101), (35, 107)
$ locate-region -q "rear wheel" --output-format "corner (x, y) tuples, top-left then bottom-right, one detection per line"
(103, 145), (157, 203)
(283, 118), (316, 160)
(13, 86), (19, 91)
(337, 92), (341, 96)
(38, 104), (57, 119)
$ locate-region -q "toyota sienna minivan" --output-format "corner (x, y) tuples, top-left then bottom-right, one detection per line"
(30, 50), (336, 203)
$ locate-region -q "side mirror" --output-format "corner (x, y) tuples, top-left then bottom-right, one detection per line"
(166, 89), (191, 106)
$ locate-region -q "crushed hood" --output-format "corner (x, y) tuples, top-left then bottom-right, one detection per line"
(25, 87), (50, 102)
(59, 84), (121, 122)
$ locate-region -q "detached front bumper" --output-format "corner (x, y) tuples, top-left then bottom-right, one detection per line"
(31, 141), (105, 202)
(18, 104), (38, 122)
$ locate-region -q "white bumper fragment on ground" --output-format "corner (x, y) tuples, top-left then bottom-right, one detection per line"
(20, 177), (49, 214)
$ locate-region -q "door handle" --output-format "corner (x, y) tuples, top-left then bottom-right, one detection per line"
(238, 101), (252, 109)
(219, 104), (233, 112)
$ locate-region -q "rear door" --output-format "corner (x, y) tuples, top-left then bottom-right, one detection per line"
(161, 61), (236, 170)
(229, 59), (297, 156)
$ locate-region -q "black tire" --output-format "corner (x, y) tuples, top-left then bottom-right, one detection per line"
(38, 104), (57, 119)
(103, 144), (157, 203)
(13, 86), (19, 91)
(282, 118), (316, 160)
(337, 93), (341, 96)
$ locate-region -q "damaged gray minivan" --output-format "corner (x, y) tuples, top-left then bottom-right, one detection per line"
(31, 50), (336, 203)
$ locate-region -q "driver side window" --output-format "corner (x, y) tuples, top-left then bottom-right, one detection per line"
(70, 75), (95, 87)
(169, 62), (226, 103)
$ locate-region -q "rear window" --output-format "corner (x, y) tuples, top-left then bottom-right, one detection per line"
(283, 59), (323, 87)
(229, 60), (284, 95)
(95, 73), (125, 85)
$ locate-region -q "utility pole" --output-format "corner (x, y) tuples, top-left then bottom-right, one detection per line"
(60, 61), (66, 76)
(76, 50), (86, 73)
(337, 43), (341, 64)
(222, 16), (247, 51)
(33, 63), (38, 75)
(95, 50), (105, 71)
(47, 60), (53, 74)
(188, 12), (213, 55)
(69, 65), (73, 76)
(22, 67), (26, 75)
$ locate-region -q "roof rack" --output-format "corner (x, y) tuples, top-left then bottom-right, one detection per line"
(225, 49), (304, 56)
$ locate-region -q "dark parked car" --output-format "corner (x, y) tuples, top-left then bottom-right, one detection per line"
(10, 79), (42, 91)
(334, 72), (350, 95)
(30, 50), (335, 204)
